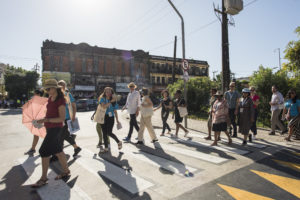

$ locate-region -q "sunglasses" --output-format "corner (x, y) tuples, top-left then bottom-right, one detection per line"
(45, 88), (51, 91)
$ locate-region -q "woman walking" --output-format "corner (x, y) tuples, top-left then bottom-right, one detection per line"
(283, 89), (300, 141)
(249, 86), (260, 140)
(172, 90), (189, 138)
(136, 88), (158, 145)
(154, 90), (173, 136)
(238, 88), (255, 145)
(32, 79), (70, 188)
(99, 87), (122, 153)
(211, 91), (232, 146)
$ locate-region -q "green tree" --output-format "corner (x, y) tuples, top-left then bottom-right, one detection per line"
(249, 66), (289, 127)
(4, 66), (39, 100)
(167, 77), (218, 115)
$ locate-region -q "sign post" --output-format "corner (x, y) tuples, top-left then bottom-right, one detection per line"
(182, 59), (189, 128)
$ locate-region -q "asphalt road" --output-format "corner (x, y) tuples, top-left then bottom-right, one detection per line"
(0, 108), (299, 200)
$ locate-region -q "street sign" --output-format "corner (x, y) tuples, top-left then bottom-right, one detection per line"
(182, 60), (189, 71)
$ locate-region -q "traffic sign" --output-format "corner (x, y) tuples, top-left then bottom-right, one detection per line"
(182, 60), (189, 71)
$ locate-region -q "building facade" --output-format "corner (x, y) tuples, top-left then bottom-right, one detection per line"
(149, 55), (209, 93)
(41, 40), (209, 98)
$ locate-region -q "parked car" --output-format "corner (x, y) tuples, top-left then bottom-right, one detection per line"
(76, 99), (97, 111)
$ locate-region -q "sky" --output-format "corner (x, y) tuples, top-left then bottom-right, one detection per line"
(0, 0), (299, 79)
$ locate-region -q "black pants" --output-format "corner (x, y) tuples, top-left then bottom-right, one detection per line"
(101, 115), (120, 148)
(59, 120), (76, 149)
(229, 108), (237, 134)
(250, 108), (258, 135)
(162, 111), (171, 134)
(127, 114), (139, 139)
(39, 127), (63, 157)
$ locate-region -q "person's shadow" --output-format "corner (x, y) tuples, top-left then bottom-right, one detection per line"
(0, 156), (40, 200)
(94, 152), (152, 199)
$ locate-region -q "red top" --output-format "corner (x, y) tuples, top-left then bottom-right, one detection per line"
(45, 97), (66, 128)
(251, 94), (259, 109)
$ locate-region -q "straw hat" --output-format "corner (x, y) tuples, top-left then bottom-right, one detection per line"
(214, 91), (223, 96)
(43, 79), (61, 89)
(127, 82), (137, 88)
(242, 88), (251, 93)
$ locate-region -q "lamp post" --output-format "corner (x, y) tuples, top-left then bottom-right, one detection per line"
(167, 0), (188, 128)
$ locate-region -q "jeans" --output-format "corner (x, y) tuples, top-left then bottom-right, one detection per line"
(162, 111), (171, 134)
(229, 108), (237, 134)
(101, 115), (120, 148)
(127, 114), (139, 139)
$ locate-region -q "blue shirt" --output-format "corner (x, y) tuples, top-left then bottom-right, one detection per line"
(65, 93), (75, 120)
(99, 98), (119, 117)
(224, 91), (241, 109)
(285, 99), (300, 117)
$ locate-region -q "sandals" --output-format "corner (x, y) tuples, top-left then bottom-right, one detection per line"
(31, 178), (48, 188)
(118, 142), (122, 150)
(204, 136), (211, 140)
(55, 170), (71, 180)
(160, 133), (165, 136)
(99, 148), (109, 154)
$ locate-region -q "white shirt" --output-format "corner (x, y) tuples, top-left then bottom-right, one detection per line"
(271, 91), (284, 111)
(125, 90), (141, 114)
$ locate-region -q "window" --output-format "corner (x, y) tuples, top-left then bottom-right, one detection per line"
(151, 76), (155, 84)
(168, 77), (173, 84)
(157, 77), (160, 84)
(162, 77), (165, 85)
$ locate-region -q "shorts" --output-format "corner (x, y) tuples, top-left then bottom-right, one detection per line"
(212, 122), (227, 132)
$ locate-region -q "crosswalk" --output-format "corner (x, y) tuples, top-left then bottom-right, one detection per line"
(17, 128), (278, 200)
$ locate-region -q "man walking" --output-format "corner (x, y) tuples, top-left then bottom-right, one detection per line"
(269, 85), (287, 135)
(224, 82), (240, 137)
(122, 82), (141, 142)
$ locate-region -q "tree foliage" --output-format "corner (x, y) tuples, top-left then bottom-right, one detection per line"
(284, 26), (300, 75)
(167, 77), (218, 114)
(4, 66), (39, 99)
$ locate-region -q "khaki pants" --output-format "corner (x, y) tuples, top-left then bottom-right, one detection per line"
(271, 109), (286, 132)
(138, 116), (157, 141)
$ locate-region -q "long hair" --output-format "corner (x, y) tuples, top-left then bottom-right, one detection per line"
(55, 88), (65, 102)
(99, 87), (114, 101)
(287, 89), (298, 104)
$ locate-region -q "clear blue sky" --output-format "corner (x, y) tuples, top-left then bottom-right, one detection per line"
(0, 0), (299, 78)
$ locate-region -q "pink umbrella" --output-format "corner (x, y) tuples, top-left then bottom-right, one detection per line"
(22, 96), (48, 138)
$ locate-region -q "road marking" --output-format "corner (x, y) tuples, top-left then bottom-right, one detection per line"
(273, 159), (300, 172)
(163, 129), (266, 149)
(291, 151), (300, 156)
(112, 144), (198, 176)
(151, 142), (228, 164)
(163, 135), (249, 155)
(251, 170), (300, 198)
(18, 156), (91, 200)
(218, 183), (274, 200)
(65, 148), (154, 195)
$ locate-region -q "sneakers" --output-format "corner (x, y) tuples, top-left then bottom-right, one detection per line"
(242, 140), (247, 146)
(123, 137), (130, 142)
(151, 139), (158, 143)
(73, 147), (82, 157)
(249, 134), (252, 143)
(135, 141), (144, 145)
(268, 132), (275, 135)
(184, 130), (189, 137)
(24, 148), (36, 155)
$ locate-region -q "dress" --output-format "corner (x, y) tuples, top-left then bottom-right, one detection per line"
(238, 97), (254, 135)
(174, 98), (185, 123)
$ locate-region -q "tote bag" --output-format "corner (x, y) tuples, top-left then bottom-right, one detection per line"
(93, 104), (107, 124)
(178, 106), (188, 118)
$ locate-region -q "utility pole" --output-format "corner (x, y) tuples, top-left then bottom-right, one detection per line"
(33, 63), (40, 72)
(167, 0), (188, 128)
(275, 48), (281, 70)
(221, 0), (230, 93)
(172, 36), (177, 83)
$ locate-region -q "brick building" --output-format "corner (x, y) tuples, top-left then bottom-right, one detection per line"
(41, 40), (209, 98)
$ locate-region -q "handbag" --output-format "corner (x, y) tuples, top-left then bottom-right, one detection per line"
(93, 104), (107, 124)
(178, 106), (188, 118)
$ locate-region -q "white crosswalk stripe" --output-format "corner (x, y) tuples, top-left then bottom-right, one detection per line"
(161, 135), (249, 155)
(18, 156), (92, 200)
(64, 148), (154, 195)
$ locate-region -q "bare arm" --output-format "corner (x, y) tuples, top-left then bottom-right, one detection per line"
(154, 102), (162, 111)
(71, 102), (76, 120)
(114, 110), (120, 123)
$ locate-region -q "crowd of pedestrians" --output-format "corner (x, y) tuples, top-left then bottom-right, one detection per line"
(22, 78), (300, 189)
